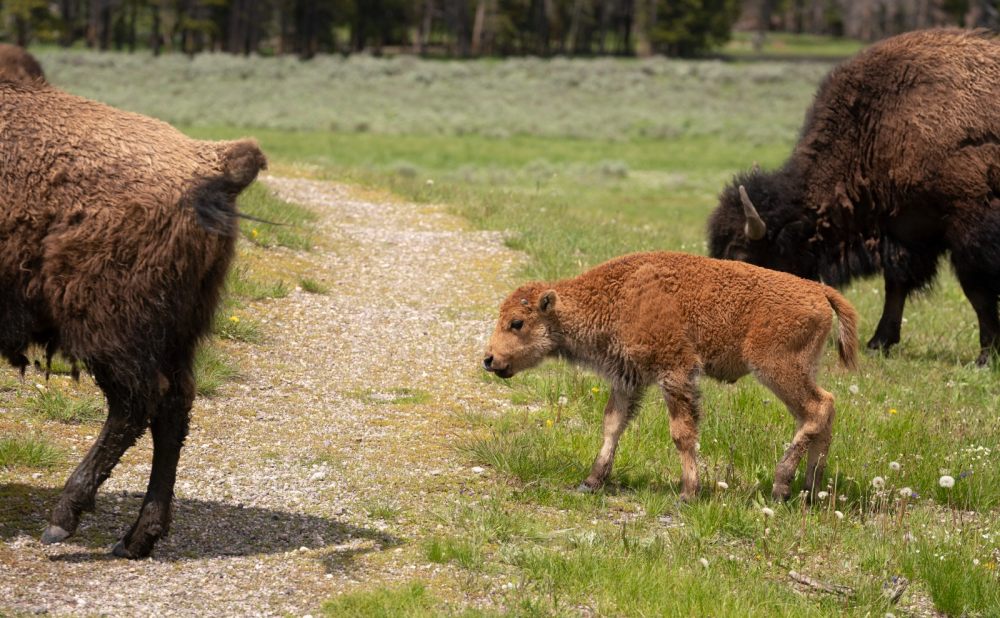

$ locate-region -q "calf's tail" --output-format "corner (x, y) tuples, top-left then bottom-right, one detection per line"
(824, 285), (859, 371)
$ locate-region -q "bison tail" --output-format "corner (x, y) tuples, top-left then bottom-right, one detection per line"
(824, 286), (859, 371)
(190, 139), (268, 235)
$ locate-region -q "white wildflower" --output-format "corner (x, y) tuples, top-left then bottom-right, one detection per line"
(761, 507), (775, 518)
(716, 481), (729, 490)
(699, 557), (709, 568)
(834, 511), (844, 520)
(817, 491), (829, 500)
(871, 476), (885, 489)
(899, 487), (913, 498)
(889, 461), (901, 471)
(557, 396), (568, 406)
(848, 384), (859, 395)
(939, 475), (955, 489)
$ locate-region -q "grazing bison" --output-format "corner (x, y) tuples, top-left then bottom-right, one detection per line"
(1, 80), (266, 558)
(483, 252), (858, 501)
(0, 43), (44, 83)
(708, 29), (1000, 365)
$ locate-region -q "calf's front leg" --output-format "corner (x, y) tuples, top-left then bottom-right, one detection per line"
(578, 388), (639, 492)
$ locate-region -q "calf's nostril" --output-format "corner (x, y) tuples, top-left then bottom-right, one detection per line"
(483, 355), (494, 369)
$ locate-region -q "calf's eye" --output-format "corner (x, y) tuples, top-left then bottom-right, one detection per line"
(510, 319), (524, 331)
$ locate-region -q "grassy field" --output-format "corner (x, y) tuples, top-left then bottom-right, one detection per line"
(8, 47), (1000, 615)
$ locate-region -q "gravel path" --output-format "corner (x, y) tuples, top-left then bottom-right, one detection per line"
(0, 177), (523, 616)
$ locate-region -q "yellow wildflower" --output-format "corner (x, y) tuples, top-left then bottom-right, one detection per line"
(229, 315), (240, 324)
(251, 228), (259, 239)
(889, 408), (898, 415)
(545, 419), (554, 428)
(591, 386), (600, 395)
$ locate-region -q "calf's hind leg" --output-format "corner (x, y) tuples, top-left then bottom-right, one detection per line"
(761, 374), (835, 501)
(659, 369), (702, 502)
(113, 365), (195, 558)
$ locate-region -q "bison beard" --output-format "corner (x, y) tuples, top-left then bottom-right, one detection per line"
(708, 28), (1000, 366)
(1, 81), (266, 558)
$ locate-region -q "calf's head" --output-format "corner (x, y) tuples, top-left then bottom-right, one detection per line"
(483, 285), (559, 379)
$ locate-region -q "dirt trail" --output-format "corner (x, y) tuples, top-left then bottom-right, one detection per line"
(0, 177), (523, 616)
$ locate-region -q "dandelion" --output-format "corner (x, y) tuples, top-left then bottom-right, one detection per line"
(838, 494), (847, 503)
(889, 461), (901, 471)
(250, 228), (259, 239)
(426, 179), (435, 186)
(557, 396), (568, 407)
(973, 558), (980, 566)
(899, 487), (913, 498)
(761, 507), (775, 518)
(817, 491), (829, 500)
(545, 419), (554, 428)
(888, 408), (898, 415)
(590, 386), (600, 395)
(716, 481), (729, 490)
(939, 475), (955, 489)
(848, 384), (859, 395)
(698, 557), (709, 568)
(872, 476), (885, 489)
(835, 511), (844, 520)
(229, 315), (240, 324)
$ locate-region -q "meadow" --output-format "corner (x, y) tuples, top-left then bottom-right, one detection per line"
(5, 47), (1000, 615)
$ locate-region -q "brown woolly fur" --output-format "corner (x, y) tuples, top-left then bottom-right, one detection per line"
(708, 29), (1000, 365)
(484, 251), (859, 502)
(0, 43), (44, 84)
(0, 80), (266, 558)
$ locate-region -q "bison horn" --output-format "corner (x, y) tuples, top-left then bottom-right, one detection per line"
(739, 185), (767, 240)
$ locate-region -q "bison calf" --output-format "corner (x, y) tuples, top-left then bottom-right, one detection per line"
(1, 80), (265, 558)
(483, 252), (858, 500)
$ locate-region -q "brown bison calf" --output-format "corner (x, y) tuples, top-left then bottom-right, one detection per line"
(483, 251), (858, 500)
(1, 80), (265, 557)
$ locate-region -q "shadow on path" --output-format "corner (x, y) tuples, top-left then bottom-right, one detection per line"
(1, 483), (399, 564)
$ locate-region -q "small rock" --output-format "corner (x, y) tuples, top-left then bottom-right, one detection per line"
(471, 466), (485, 474)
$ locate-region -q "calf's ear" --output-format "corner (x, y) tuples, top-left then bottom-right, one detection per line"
(538, 290), (557, 313)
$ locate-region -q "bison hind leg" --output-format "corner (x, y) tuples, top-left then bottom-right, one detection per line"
(112, 365), (196, 559)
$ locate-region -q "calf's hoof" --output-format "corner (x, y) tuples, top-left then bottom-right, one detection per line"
(576, 481), (600, 494)
(40, 525), (71, 545)
(771, 484), (791, 502)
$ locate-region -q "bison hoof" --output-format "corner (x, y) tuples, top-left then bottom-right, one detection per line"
(576, 482), (598, 494)
(40, 525), (71, 545)
(865, 337), (896, 354)
(111, 539), (145, 559)
(771, 484), (791, 502)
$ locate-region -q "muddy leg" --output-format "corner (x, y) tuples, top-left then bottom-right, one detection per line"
(43, 378), (151, 544)
(660, 374), (702, 502)
(113, 367), (194, 558)
(578, 387), (640, 492)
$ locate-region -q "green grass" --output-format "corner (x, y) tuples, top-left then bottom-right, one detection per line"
(237, 182), (317, 251)
(722, 32), (866, 58)
(320, 583), (436, 618)
(26, 387), (105, 424)
(193, 345), (238, 397)
(226, 264), (290, 300)
(213, 312), (264, 344)
(0, 435), (62, 469)
(299, 277), (329, 294)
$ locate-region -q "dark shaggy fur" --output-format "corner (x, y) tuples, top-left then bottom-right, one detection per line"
(0, 43), (45, 83)
(1, 80), (266, 558)
(708, 29), (1000, 365)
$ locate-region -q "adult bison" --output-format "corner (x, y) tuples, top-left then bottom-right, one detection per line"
(1, 79), (266, 558)
(708, 29), (1000, 365)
